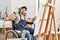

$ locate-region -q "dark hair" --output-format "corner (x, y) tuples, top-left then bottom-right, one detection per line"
(20, 6), (27, 11)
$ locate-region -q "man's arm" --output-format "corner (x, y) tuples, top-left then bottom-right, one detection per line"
(4, 13), (16, 21)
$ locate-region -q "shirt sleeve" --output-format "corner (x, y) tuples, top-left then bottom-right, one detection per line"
(15, 13), (20, 24)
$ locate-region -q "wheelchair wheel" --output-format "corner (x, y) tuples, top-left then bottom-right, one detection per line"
(5, 30), (18, 40)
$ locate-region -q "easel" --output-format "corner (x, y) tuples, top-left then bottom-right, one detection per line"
(2, 6), (8, 34)
(5, 6), (8, 18)
(36, 0), (58, 40)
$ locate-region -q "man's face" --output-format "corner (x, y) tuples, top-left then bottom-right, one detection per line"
(20, 8), (26, 14)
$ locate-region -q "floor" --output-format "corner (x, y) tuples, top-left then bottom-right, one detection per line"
(0, 28), (12, 40)
(0, 29), (5, 40)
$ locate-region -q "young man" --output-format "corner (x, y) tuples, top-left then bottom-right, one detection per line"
(19, 6), (36, 40)
(5, 7), (31, 40)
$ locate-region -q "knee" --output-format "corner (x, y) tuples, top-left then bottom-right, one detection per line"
(22, 30), (30, 34)
(26, 30), (30, 34)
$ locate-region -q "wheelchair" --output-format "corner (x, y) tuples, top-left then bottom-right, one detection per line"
(5, 30), (19, 39)
(5, 21), (22, 40)
(5, 20), (35, 40)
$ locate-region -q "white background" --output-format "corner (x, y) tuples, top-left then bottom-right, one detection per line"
(11, 0), (36, 18)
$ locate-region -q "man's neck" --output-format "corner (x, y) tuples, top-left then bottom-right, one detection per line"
(20, 13), (25, 16)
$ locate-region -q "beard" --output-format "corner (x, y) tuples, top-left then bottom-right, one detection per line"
(20, 12), (26, 16)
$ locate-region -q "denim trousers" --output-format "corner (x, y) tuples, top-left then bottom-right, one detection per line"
(12, 21), (31, 40)
(26, 28), (36, 40)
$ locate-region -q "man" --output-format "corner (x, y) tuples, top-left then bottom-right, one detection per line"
(19, 6), (36, 40)
(5, 7), (31, 40)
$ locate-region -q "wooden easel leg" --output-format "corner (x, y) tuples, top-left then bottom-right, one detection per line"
(44, 8), (51, 40)
(37, 2), (49, 39)
(52, 13), (58, 40)
(47, 17), (52, 40)
(44, 36), (46, 40)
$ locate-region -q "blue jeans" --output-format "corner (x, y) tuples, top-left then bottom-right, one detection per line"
(26, 28), (36, 40)
(22, 30), (31, 40)
(32, 36), (36, 40)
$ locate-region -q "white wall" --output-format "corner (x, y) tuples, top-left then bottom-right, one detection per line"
(11, 0), (36, 18)
(55, 0), (60, 29)
(0, 0), (12, 19)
